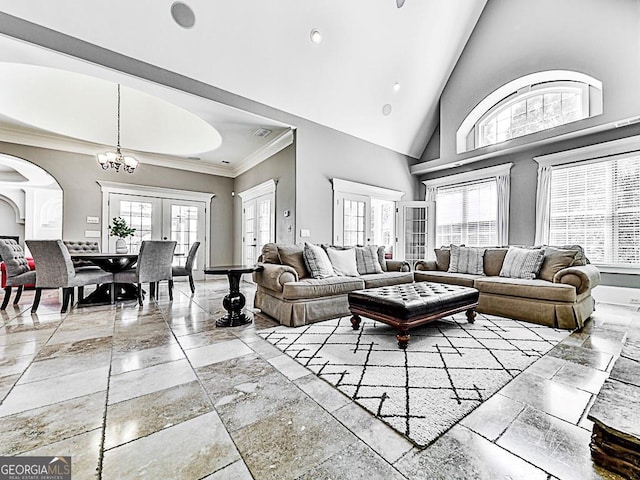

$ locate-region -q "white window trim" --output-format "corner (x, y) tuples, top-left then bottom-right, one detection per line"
(422, 163), (513, 189)
(97, 180), (214, 263)
(457, 70), (603, 154)
(332, 178), (405, 202)
(237, 179), (276, 201)
(424, 163), (513, 248)
(534, 136), (640, 271)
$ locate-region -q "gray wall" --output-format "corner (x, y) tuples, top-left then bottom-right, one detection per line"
(439, 0), (640, 164)
(233, 143), (296, 262)
(421, 0), (640, 288)
(0, 142), (235, 265)
(295, 125), (417, 245)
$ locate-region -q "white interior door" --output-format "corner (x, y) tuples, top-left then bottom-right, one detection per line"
(243, 193), (274, 265)
(162, 199), (206, 280)
(108, 194), (206, 279)
(396, 201), (432, 267)
(333, 193), (371, 246)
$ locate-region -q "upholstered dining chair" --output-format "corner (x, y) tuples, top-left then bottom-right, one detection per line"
(170, 241), (200, 294)
(27, 240), (114, 314)
(0, 239), (36, 310)
(114, 240), (176, 306)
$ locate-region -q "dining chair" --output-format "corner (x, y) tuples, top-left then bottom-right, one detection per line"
(27, 240), (114, 313)
(170, 241), (200, 294)
(114, 240), (176, 306)
(0, 239), (36, 310)
(63, 240), (102, 300)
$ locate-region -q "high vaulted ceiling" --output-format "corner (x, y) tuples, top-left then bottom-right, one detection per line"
(0, 0), (487, 159)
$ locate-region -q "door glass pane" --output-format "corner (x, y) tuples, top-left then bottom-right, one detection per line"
(245, 203), (257, 264)
(171, 205), (199, 267)
(344, 199), (366, 246)
(257, 199), (271, 256)
(371, 198), (395, 257)
(119, 200), (153, 254)
(403, 205), (427, 266)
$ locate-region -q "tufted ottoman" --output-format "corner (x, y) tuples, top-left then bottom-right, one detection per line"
(348, 282), (480, 349)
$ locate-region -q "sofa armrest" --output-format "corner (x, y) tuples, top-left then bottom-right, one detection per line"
(385, 259), (411, 272)
(253, 263), (298, 292)
(554, 265), (601, 295)
(414, 260), (438, 271)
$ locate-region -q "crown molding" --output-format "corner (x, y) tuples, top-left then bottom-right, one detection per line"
(232, 128), (294, 177)
(0, 125), (235, 177)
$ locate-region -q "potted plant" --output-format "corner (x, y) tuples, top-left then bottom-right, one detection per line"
(108, 217), (136, 253)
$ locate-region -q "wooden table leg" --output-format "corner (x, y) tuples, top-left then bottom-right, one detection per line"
(350, 313), (361, 330)
(397, 330), (410, 349)
(466, 308), (476, 323)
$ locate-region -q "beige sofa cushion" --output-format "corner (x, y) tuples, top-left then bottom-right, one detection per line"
(414, 270), (479, 288)
(434, 248), (450, 271)
(483, 248), (508, 276)
(283, 277), (364, 300)
(278, 244), (309, 278)
(474, 277), (577, 303)
(360, 271), (414, 289)
(261, 243), (281, 264)
(538, 247), (578, 282)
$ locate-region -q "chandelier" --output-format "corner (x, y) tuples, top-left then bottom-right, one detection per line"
(97, 84), (139, 174)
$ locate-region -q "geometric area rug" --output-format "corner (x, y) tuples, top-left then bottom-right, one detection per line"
(259, 312), (570, 447)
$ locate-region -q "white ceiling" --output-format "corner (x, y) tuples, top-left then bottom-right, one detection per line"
(0, 35), (292, 178)
(0, 0), (487, 160)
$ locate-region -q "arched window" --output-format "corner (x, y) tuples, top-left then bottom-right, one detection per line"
(457, 71), (603, 153)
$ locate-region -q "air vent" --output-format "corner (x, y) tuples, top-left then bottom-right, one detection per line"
(253, 128), (272, 138)
(614, 116), (640, 128)
(221, 160), (230, 164)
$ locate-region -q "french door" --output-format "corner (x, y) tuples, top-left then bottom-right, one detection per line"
(108, 194), (206, 280)
(396, 201), (432, 267)
(242, 193), (273, 265)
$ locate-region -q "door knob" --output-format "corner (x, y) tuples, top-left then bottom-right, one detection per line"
(163, 237), (168, 240)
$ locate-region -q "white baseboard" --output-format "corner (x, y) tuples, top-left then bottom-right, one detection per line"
(592, 285), (640, 306)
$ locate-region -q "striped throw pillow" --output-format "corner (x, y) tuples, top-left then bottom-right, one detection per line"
(303, 243), (335, 278)
(447, 245), (486, 275)
(499, 246), (545, 280)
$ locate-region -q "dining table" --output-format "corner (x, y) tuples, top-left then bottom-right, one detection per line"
(70, 252), (139, 305)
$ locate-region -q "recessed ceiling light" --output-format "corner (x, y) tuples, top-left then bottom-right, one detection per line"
(382, 104), (392, 116)
(393, 82), (401, 92)
(310, 29), (322, 45)
(222, 160), (230, 164)
(396, 0), (406, 8)
(171, 2), (195, 29)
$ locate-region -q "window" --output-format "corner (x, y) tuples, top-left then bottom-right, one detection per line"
(424, 163), (512, 251)
(332, 178), (405, 253)
(457, 71), (603, 153)
(548, 156), (640, 266)
(436, 179), (498, 247)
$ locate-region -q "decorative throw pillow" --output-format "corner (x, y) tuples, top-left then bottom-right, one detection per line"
(277, 244), (309, 278)
(549, 244), (588, 266)
(499, 246), (546, 280)
(447, 245), (486, 275)
(354, 245), (384, 275)
(434, 247), (451, 271)
(325, 247), (359, 277)
(377, 246), (388, 272)
(303, 243), (335, 278)
(261, 243), (281, 264)
(537, 247), (578, 282)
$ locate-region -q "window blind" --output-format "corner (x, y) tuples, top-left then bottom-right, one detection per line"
(436, 178), (498, 247)
(549, 155), (640, 265)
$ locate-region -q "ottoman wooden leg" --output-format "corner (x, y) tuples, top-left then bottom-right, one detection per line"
(350, 313), (361, 330)
(397, 330), (410, 349)
(466, 308), (476, 323)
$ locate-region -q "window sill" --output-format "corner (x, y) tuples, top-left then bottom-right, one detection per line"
(595, 265), (640, 275)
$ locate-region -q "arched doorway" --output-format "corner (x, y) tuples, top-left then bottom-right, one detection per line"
(0, 154), (63, 249)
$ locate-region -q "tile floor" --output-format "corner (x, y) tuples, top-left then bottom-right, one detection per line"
(0, 279), (635, 479)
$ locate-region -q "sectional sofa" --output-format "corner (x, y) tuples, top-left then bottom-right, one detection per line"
(253, 243), (412, 327)
(414, 246), (600, 329)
